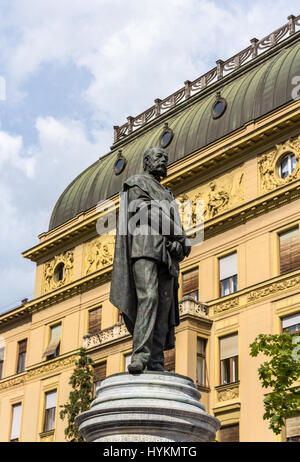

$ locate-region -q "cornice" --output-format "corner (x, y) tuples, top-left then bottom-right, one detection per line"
(0, 352), (78, 391)
(208, 268), (300, 317)
(0, 267), (112, 326)
(22, 101), (300, 263)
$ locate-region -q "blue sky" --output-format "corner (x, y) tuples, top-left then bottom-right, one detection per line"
(0, 0), (299, 313)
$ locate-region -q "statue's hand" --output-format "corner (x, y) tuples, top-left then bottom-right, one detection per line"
(168, 241), (185, 261)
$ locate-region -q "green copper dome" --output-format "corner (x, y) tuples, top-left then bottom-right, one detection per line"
(49, 39), (300, 230)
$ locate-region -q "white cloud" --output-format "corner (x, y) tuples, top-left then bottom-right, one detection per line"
(0, 0), (299, 311)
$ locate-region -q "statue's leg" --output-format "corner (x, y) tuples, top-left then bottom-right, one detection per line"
(147, 264), (174, 371)
(129, 258), (159, 373)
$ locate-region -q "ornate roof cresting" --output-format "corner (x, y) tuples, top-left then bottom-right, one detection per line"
(113, 14), (300, 144)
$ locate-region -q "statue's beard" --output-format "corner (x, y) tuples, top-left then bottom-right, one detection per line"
(147, 163), (167, 180)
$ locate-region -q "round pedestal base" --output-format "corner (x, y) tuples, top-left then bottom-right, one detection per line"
(76, 371), (220, 442)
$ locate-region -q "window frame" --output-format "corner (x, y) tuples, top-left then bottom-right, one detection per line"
(43, 390), (57, 433)
(10, 402), (22, 442)
(181, 266), (199, 301)
(218, 251), (238, 298)
(16, 339), (27, 374)
(219, 333), (239, 386)
(196, 337), (207, 387)
(278, 225), (300, 276)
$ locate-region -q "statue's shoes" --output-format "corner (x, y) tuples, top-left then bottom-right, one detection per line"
(128, 360), (144, 374)
(146, 363), (166, 372)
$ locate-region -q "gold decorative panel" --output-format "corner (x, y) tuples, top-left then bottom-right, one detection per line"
(83, 235), (115, 276)
(178, 166), (244, 225)
(258, 135), (300, 193)
(217, 383), (239, 402)
(42, 250), (74, 294)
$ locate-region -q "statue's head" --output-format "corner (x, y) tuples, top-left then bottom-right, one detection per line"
(143, 146), (168, 180)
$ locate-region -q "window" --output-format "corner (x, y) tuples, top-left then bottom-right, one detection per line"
(0, 346), (4, 379)
(278, 153), (296, 179)
(182, 268), (199, 300)
(93, 362), (106, 398)
(219, 252), (237, 297)
(17, 339), (27, 374)
(282, 312), (300, 335)
(220, 334), (238, 385)
(197, 338), (207, 387)
(124, 353), (132, 372)
(88, 307), (102, 334)
(43, 324), (61, 360)
(10, 403), (22, 442)
(44, 390), (57, 432)
(54, 262), (65, 282)
(286, 411), (300, 442)
(117, 310), (123, 323)
(220, 424), (239, 442)
(164, 348), (175, 372)
(279, 227), (300, 275)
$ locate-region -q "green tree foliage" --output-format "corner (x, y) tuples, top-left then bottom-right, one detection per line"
(59, 347), (95, 442)
(250, 333), (300, 435)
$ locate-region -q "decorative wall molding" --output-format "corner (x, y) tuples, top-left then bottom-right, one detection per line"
(113, 15), (300, 144)
(247, 273), (300, 303)
(216, 383), (239, 402)
(42, 250), (74, 294)
(213, 297), (240, 315)
(0, 375), (26, 391)
(83, 323), (130, 349)
(26, 354), (77, 380)
(83, 235), (114, 276)
(258, 135), (300, 193)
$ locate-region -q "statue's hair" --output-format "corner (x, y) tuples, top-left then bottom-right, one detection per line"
(143, 146), (167, 171)
(143, 147), (155, 171)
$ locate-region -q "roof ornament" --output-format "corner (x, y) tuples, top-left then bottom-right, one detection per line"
(113, 14), (300, 143)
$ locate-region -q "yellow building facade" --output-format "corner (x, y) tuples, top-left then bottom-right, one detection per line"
(0, 16), (300, 442)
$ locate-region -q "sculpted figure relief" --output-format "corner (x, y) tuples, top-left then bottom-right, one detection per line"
(85, 238), (114, 275)
(109, 147), (191, 373)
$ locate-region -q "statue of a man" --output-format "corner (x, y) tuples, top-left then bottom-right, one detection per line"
(109, 146), (191, 373)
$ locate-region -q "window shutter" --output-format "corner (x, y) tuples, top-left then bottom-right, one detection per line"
(125, 354), (132, 370)
(220, 424), (239, 442)
(182, 269), (198, 296)
(282, 312), (300, 329)
(45, 390), (57, 409)
(89, 307), (102, 334)
(286, 412), (300, 438)
(220, 334), (238, 360)
(164, 348), (175, 372)
(18, 339), (27, 354)
(219, 252), (237, 280)
(279, 228), (300, 274)
(93, 362), (106, 382)
(43, 338), (60, 357)
(11, 403), (22, 441)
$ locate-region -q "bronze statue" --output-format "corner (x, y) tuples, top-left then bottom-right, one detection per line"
(109, 146), (190, 373)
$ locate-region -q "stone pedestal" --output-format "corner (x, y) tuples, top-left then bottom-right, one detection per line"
(75, 371), (220, 442)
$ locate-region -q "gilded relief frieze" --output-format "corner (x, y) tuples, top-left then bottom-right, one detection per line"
(83, 235), (115, 276)
(42, 250), (74, 294)
(258, 135), (300, 193)
(217, 384), (239, 402)
(178, 166), (244, 226)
